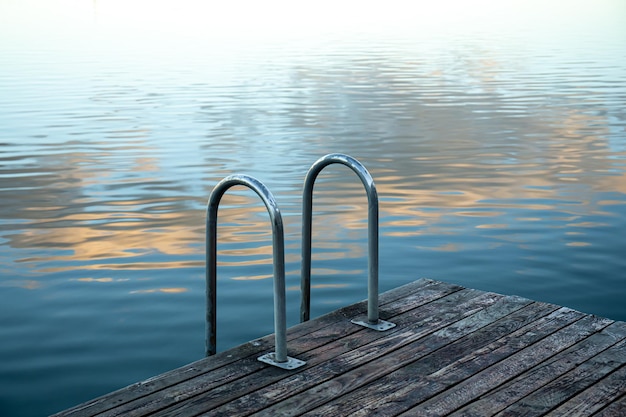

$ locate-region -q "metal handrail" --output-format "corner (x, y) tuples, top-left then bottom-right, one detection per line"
(300, 154), (395, 331)
(206, 174), (305, 369)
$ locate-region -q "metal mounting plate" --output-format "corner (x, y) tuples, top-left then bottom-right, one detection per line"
(351, 318), (396, 331)
(258, 353), (307, 370)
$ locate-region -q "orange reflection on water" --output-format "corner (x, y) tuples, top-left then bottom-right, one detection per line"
(415, 243), (460, 252)
(0, 280), (41, 290)
(3, 90), (624, 282)
(231, 274), (272, 281)
(566, 242), (591, 247)
(129, 287), (188, 294)
(76, 277), (129, 283)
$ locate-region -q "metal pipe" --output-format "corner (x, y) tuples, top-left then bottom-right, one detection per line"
(205, 174), (287, 361)
(300, 153), (380, 324)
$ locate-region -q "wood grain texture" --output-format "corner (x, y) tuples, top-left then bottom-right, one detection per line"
(52, 277), (442, 417)
(395, 315), (613, 417)
(544, 364), (626, 417)
(52, 279), (626, 417)
(451, 321), (626, 417)
(591, 393), (626, 417)
(159, 287), (493, 417)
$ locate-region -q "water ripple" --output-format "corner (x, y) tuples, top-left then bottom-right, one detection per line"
(1, 1), (625, 415)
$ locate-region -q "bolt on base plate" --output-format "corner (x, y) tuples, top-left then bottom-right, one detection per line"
(351, 317), (396, 331)
(258, 352), (307, 370)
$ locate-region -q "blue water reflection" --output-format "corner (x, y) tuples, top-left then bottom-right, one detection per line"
(1, 1), (625, 415)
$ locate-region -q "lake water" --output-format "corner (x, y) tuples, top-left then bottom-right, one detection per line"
(1, 1), (625, 415)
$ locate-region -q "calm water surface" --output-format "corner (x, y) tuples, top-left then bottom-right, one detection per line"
(1, 1), (625, 415)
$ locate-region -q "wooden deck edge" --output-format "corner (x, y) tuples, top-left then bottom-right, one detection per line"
(51, 279), (626, 417)
(52, 278), (452, 416)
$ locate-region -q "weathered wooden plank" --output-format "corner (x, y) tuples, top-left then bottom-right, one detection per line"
(51, 279), (626, 417)
(52, 278), (447, 417)
(300, 303), (578, 417)
(288, 279), (465, 354)
(77, 279), (463, 417)
(259, 294), (540, 417)
(591, 393), (626, 417)
(543, 365), (626, 417)
(210, 290), (513, 417)
(389, 315), (613, 417)
(151, 288), (497, 417)
(450, 321), (626, 417)
(325, 309), (598, 417)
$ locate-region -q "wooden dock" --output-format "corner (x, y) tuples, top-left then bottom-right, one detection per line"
(54, 279), (626, 416)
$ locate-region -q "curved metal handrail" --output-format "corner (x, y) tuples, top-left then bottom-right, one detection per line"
(300, 154), (395, 331)
(206, 174), (305, 369)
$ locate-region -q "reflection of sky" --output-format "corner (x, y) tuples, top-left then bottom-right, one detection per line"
(1, 1), (626, 415)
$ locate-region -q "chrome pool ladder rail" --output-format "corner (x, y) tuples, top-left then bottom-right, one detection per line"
(206, 174), (305, 370)
(300, 153), (396, 331)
